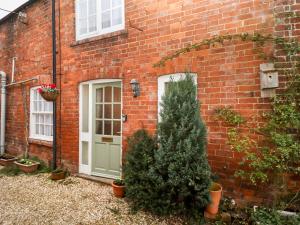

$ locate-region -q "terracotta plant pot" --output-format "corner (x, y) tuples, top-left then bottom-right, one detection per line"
(205, 182), (222, 217)
(14, 161), (40, 173)
(50, 171), (66, 180)
(40, 91), (59, 101)
(112, 182), (125, 198)
(0, 155), (17, 167)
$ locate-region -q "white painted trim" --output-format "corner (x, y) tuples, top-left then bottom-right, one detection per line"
(29, 86), (53, 142)
(81, 79), (122, 85)
(75, 0), (125, 41)
(79, 79), (123, 179)
(157, 73), (197, 121)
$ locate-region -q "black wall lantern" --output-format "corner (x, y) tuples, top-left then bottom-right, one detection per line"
(130, 79), (140, 97)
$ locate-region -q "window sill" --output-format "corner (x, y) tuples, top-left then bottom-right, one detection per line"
(70, 29), (128, 47)
(28, 138), (53, 147)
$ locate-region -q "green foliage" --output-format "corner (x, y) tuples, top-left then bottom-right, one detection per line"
(215, 100), (300, 185)
(251, 207), (300, 225)
(52, 168), (64, 173)
(153, 74), (211, 221)
(125, 75), (211, 223)
(18, 158), (38, 165)
(0, 156), (50, 176)
(214, 107), (245, 126)
(113, 179), (125, 186)
(124, 129), (158, 212)
(0, 164), (21, 176)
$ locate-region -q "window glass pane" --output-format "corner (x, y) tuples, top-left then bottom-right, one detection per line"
(101, 0), (110, 11)
(112, 0), (122, 8)
(89, 0), (97, 14)
(45, 115), (51, 124)
(36, 124), (39, 135)
(89, 15), (97, 32)
(33, 90), (37, 101)
(34, 101), (37, 112)
(104, 120), (112, 135)
(40, 124), (44, 135)
(112, 7), (122, 26)
(49, 102), (53, 111)
(45, 125), (50, 136)
(40, 115), (44, 124)
(50, 125), (53, 136)
(104, 86), (112, 102)
(96, 120), (103, 134)
(96, 104), (103, 119)
(102, 11), (111, 29)
(96, 88), (103, 103)
(113, 87), (121, 102)
(113, 121), (121, 136)
(104, 104), (112, 119)
(79, 0), (88, 18)
(37, 101), (43, 112)
(80, 19), (88, 35)
(36, 114), (39, 124)
(113, 104), (121, 119)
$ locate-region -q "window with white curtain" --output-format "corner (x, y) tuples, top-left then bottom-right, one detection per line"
(76, 0), (125, 40)
(30, 87), (53, 141)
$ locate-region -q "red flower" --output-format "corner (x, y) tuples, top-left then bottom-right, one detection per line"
(50, 84), (56, 89)
(38, 88), (43, 93)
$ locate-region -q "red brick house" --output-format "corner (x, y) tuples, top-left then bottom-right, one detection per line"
(0, 0), (299, 203)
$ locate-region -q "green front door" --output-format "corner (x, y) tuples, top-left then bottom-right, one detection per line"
(92, 82), (122, 178)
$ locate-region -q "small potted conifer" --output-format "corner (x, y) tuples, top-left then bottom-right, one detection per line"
(38, 84), (59, 101)
(50, 168), (66, 180)
(14, 158), (40, 173)
(112, 179), (125, 198)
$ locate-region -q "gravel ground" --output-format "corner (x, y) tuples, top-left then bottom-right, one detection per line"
(0, 174), (182, 225)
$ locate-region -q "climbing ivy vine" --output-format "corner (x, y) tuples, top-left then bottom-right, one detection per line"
(153, 32), (300, 186)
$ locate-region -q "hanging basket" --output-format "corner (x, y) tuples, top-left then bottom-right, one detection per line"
(40, 90), (59, 101)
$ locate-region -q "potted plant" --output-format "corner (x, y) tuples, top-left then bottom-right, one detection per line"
(50, 168), (66, 180)
(112, 179), (125, 198)
(14, 158), (40, 173)
(0, 153), (17, 166)
(205, 182), (223, 218)
(38, 84), (59, 101)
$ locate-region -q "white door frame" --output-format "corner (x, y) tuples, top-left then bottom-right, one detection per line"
(79, 79), (123, 177)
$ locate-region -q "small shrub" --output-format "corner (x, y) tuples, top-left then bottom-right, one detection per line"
(124, 129), (158, 212)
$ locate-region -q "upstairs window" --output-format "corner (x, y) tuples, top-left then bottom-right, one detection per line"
(76, 0), (125, 40)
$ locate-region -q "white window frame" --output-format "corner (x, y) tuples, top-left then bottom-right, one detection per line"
(157, 73), (197, 121)
(75, 0), (125, 41)
(29, 87), (53, 142)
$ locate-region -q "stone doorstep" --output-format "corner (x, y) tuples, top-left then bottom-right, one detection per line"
(75, 173), (113, 185)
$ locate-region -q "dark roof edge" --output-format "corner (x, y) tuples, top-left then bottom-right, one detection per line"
(0, 0), (37, 25)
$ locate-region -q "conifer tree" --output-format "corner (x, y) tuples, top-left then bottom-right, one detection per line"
(124, 74), (211, 222)
(152, 73), (212, 219)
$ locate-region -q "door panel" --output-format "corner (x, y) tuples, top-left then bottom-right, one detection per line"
(92, 82), (122, 178)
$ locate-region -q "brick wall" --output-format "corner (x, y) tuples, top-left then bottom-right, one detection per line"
(0, 0), (53, 163)
(0, 0), (299, 204)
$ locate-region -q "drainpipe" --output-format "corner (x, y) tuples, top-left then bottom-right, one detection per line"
(52, 0), (57, 170)
(0, 71), (6, 155)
